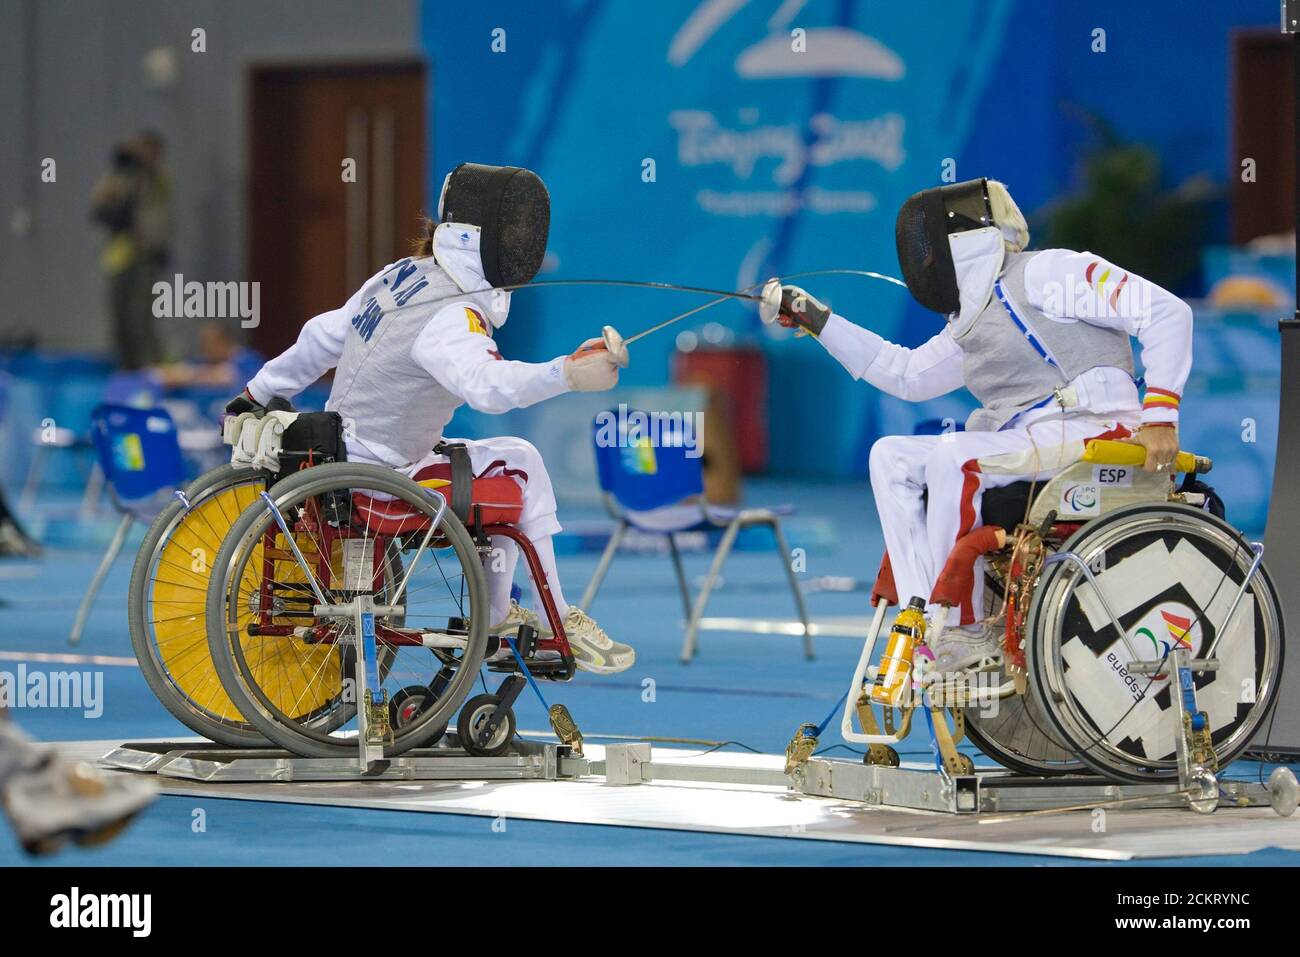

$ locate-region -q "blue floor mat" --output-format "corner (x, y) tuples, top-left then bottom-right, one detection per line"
(1, 478), (1294, 866)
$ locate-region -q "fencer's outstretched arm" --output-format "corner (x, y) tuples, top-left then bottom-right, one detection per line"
(1023, 249), (1192, 425)
(244, 292), (361, 404)
(817, 314), (966, 402)
(413, 303), (570, 413)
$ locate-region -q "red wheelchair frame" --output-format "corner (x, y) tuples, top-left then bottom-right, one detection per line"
(246, 474), (576, 681)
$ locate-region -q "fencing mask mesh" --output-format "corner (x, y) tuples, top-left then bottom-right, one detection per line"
(895, 178), (993, 316)
(439, 163), (550, 288)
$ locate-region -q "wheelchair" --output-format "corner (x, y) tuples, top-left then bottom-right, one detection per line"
(833, 439), (1285, 784)
(130, 409), (579, 763)
(127, 463), (271, 746)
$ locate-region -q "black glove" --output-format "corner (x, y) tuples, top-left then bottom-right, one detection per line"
(224, 388), (263, 417)
(777, 285), (831, 336)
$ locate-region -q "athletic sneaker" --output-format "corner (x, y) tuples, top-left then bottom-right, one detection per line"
(2, 752), (157, 855)
(562, 607), (635, 675)
(926, 622), (1002, 675)
(485, 601), (560, 662)
(491, 600), (543, 637)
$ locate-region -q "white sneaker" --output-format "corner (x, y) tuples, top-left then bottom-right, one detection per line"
(927, 623), (1002, 675)
(562, 607), (635, 675)
(491, 600), (543, 637)
(485, 601), (567, 663)
(2, 752), (157, 855)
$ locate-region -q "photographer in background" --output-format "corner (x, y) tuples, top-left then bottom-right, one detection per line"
(90, 129), (172, 370)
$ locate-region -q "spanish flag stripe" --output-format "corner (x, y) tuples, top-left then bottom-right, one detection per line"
(1108, 273), (1129, 310)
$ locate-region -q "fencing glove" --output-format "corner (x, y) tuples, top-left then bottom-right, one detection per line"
(224, 387), (263, 417)
(564, 339), (620, 392)
(777, 285), (831, 336)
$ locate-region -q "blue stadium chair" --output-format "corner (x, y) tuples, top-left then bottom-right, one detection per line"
(21, 368), (165, 516)
(581, 409), (811, 662)
(69, 404), (186, 645)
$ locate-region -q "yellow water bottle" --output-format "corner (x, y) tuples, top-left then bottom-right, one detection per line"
(871, 596), (927, 707)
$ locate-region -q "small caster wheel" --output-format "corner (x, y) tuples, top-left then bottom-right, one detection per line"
(389, 685), (432, 728)
(1187, 767), (1219, 815)
(457, 693), (516, 757)
(952, 754), (976, 776)
(864, 745), (899, 767)
(388, 686), (446, 746)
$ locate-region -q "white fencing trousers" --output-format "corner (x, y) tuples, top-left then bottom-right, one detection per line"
(868, 413), (1137, 629)
(397, 436), (568, 625)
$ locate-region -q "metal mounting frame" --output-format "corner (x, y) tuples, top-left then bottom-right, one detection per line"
(100, 739), (591, 783)
(98, 739), (1294, 821)
(788, 758), (1276, 814)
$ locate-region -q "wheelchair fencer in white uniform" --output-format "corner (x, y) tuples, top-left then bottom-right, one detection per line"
(127, 164), (636, 762)
(232, 163), (635, 677)
(775, 179), (1285, 783)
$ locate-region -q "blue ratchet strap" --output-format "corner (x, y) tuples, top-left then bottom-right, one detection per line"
(812, 689), (851, 738)
(360, 611), (383, 705)
(1178, 659), (1206, 731)
(504, 637), (552, 712)
(994, 279), (1059, 369)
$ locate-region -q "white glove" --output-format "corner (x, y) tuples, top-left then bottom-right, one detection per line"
(231, 415), (261, 466)
(564, 338), (620, 392)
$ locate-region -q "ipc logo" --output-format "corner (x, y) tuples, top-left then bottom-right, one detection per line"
(1130, 605), (1198, 681)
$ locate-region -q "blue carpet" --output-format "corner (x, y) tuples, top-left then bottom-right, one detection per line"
(1, 479), (1295, 866)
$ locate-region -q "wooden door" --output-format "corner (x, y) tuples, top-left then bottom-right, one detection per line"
(249, 62), (427, 359)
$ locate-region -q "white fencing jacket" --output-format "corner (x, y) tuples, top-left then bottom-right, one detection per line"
(246, 226), (569, 467)
(818, 248), (1193, 428)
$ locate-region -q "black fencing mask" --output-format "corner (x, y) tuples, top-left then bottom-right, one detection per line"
(438, 163), (550, 288)
(894, 178), (994, 315)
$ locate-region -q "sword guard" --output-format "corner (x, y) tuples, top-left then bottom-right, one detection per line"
(759, 277), (782, 324)
(601, 325), (629, 368)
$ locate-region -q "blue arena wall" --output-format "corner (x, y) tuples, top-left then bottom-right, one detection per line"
(418, 2), (1284, 503)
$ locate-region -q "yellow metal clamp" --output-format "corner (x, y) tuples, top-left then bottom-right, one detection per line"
(548, 703), (584, 756)
(783, 723), (820, 776)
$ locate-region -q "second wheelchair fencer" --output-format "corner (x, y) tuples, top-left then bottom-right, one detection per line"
(798, 438), (1286, 785)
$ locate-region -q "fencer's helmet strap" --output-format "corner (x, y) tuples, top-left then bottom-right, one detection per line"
(942, 177), (993, 234)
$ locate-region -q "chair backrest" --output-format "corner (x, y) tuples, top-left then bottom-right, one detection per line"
(89, 404), (186, 504)
(102, 369), (163, 407)
(591, 409), (704, 512)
